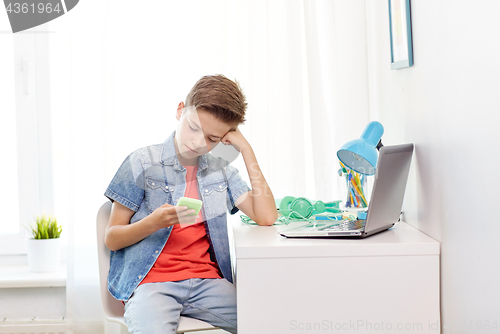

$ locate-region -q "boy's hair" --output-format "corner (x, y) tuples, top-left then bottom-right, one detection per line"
(185, 74), (247, 125)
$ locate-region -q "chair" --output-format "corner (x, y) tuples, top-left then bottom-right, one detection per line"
(97, 201), (220, 333)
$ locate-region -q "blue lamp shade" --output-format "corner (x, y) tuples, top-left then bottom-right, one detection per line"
(337, 121), (384, 175)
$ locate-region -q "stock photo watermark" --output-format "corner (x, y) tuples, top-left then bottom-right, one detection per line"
(3, 0), (79, 33)
(289, 319), (499, 332)
(289, 319), (436, 332)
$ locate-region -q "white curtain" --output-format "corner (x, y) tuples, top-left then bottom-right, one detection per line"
(47, 0), (371, 332)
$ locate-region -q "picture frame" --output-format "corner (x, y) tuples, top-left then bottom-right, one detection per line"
(389, 0), (413, 69)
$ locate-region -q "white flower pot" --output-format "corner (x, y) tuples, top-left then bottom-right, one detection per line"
(26, 238), (62, 272)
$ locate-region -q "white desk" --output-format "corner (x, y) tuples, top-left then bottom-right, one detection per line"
(232, 217), (441, 334)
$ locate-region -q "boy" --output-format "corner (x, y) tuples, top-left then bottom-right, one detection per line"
(104, 74), (277, 333)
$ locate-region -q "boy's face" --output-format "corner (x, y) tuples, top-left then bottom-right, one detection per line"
(174, 102), (235, 165)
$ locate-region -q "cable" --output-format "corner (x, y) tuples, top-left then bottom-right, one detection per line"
(240, 210), (344, 226)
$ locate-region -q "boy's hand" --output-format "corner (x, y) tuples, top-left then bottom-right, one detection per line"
(152, 203), (199, 228)
(221, 128), (250, 153)
(105, 201), (200, 251)
(220, 128), (278, 226)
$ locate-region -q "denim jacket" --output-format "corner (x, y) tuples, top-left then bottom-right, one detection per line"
(104, 132), (250, 301)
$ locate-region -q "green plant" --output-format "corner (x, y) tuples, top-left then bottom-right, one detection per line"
(29, 215), (62, 239)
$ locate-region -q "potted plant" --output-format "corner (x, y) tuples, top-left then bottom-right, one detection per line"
(26, 215), (63, 272)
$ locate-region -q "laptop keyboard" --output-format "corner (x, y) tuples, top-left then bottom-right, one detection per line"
(319, 219), (366, 231)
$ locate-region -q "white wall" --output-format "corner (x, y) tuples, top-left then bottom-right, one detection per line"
(365, 1), (500, 333)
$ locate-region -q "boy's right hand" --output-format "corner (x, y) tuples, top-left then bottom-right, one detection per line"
(105, 201), (200, 251)
(151, 203), (199, 228)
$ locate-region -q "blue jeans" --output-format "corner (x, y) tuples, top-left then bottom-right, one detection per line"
(124, 278), (237, 333)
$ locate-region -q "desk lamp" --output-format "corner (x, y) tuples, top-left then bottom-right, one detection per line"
(336, 121), (384, 175)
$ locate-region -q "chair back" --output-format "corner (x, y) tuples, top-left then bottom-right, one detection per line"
(96, 201), (126, 319)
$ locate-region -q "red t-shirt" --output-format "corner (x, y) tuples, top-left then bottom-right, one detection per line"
(140, 165), (221, 284)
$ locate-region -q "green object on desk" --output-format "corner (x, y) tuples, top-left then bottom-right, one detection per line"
(275, 197), (342, 219)
(241, 197), (343, 225)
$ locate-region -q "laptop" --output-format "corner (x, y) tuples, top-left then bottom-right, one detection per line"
(280, 143), (414, 239)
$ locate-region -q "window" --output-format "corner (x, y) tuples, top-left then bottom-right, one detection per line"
(0, 28), (53, 255)
(0, 34), (20, 235)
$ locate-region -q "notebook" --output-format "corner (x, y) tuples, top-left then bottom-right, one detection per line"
(279, 143), (414, 239)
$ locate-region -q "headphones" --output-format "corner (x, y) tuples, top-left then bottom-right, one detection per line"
(240, 196), (343, 225)
(276, 196), (342, 220)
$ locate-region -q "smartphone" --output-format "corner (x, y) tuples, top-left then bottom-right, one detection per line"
(176, 197), (203, 216)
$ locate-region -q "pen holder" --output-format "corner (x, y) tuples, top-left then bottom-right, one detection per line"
(339, 167), (369, 209)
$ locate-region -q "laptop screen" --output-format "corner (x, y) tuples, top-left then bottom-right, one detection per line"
(364, 144), (414, 233)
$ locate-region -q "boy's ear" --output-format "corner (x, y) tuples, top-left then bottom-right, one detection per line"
(176, 102), (185, 120)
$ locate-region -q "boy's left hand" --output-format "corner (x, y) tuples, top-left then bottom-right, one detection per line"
(221, 128), (250, 153)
